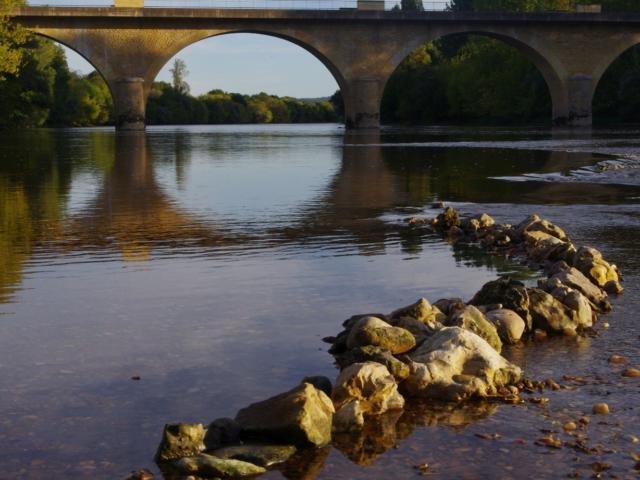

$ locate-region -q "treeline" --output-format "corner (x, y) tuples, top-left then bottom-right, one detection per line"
(0, 37), (113, 128)
(146, 82), (338, 125)
(380, 0), (640, 124)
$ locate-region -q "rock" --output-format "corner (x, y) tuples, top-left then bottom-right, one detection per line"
(470, 278), (533, 331)
(335, 345), (411, 381)
(125, 469), (154, 480)
(527, 288), (584, 333)
(333, 400), (365, 432)
(390, 315), (434, 337)
(608, 355), (626, 364)
(485, 309), (526, 344)
(342, 313), (388, 330)
(302, 376), (333, 398)
(604, 280), (624, 294)
(346, 316), (416, 354)
(404, 327), (521, 401)
(389, 298), (433, 323)
(622, 368), (640, 378)
(435, 207), (460, 229)
(592, 403), (610, 415)
(523, 230), (566, 261)
(563, 422), (577, 431)
(574, 247), (619, 288)
(172, 454), (266, 477)
(204, 418), (241, 450)
(547, 265), (610, 312)
(211, 444), (297, 467)
(475, 213), (496, 228)
(446, 305), (503, 352)
(515, 214), (567, 241)
(155, 423), (206, 462)
(235, 383), (334, 448)
(433, 298), (466, 316)
(332, 362), (404, 416)
(548, 286), (594, 329)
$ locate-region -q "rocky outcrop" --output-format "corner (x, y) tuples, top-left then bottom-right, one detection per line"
(470, 278), (533, 331)
(404, 327), (521, 401)
(155, 423), (206, 462)
(235, 383), (334, 448)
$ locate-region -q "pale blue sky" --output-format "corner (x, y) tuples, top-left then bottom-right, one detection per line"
(32, 0), (449, 98)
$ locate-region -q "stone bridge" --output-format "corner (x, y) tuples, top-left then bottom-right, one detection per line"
(12, 6), (640, 129)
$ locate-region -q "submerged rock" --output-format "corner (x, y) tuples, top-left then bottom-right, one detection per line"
(235, 383), (334, 448)
(404, 327), (521, 401)
(346, 316), (416, 354)
(335, 345), (410, 381)
(155, 423), (206, 462)
(485, 309), (526, 344)
(204, 418), (241, 451)
(172, 454), (266, 477)
(332, 362), (404, 417)
(446, 305), (502, 353)
(211, 444), (297, 467)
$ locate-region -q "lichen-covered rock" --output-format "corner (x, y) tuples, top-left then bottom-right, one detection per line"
(527, 288), (584, 333)
(547, 263), (611, 312)
(470, 278), (533, 331)
(333, 400), (365, 432)
(203, 418), (241, 451)
(523, 230), (567, 262)
(573, 246), (619, 288)
(404, 327), (521, 401)
(210, 444), (297, 467)
(391, 315), (442, 337)
(332, 362), (404, 416)
(446, 305), (502, 353)
(346, 316), (416, 354)
(389, 297), (445, 325)
(485, 309), (526, 344)
(172, 454), (266, 477)
(155, 423), (206, 462)
(235, 383), (334, 448)
(335, 345), (411, 381)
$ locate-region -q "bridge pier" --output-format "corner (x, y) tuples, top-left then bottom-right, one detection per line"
(553, 75), (595, 127)
(113, 77), (147, 131)
(344, 77), (384, 130)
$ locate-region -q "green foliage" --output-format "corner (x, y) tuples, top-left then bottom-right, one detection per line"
(0, 0), (29, 81)
(400, 0), (424, 10)
(146, 84), (339, 125)
(0, 36), (113, 128)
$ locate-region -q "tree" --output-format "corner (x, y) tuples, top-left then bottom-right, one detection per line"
(400, 0), (424, 10)
(0, 0), (29, 81)
(170, 58), (190, 95)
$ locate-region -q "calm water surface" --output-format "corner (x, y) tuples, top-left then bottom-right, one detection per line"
(0, 124), (639, 479)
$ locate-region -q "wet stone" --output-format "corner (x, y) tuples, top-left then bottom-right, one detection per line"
(155, 423), (206, 462)
(210, 444), (297, 467)
(592, 403), (610, 415)
(172, 454), (266, 478)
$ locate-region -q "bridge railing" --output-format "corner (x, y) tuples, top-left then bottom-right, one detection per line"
(25, 0), (452, 10)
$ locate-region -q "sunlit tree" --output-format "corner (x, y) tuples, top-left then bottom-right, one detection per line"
(170, 58), (190, 95)
(0, 0), (29, 81)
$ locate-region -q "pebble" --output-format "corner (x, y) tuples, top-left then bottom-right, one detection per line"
(608, 355), (626, 364)
(602, 322), (610, 329)
(534, 329), (548, 340)
(622, 368), (640, 378)
(563, 422), (577, 431)
(579, 416), (590, 425)
(592, 403), (610, 415)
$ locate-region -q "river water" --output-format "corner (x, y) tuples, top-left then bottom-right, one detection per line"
(0, 124), (639, 479)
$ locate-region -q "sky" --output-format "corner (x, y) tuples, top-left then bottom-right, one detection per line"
(34, 0), (447, 98)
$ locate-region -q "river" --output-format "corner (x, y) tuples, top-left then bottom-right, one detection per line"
(0, 124), (639, 479)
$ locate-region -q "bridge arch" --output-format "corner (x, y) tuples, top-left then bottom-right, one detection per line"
(380, 28), (566, 126)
